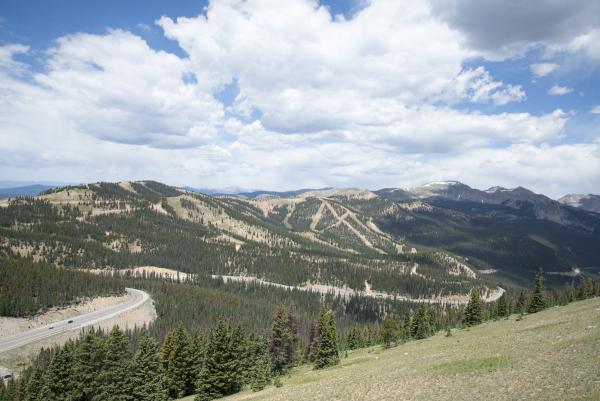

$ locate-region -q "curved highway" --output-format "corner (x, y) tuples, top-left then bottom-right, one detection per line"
(0, 288), (148, 354)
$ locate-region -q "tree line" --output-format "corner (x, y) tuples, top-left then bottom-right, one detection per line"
(0, 256), (124, 317)
(0, 303), (340, 401)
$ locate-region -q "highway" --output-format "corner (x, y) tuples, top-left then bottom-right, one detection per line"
(0, 288), (149, 354)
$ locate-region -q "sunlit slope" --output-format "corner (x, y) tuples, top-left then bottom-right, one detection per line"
(189, 297), (600, 401)
(0, 181), (491, 302)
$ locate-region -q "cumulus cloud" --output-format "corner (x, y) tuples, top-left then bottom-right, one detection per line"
(0, 0), (598, 196)
(591, 105), (600, 114)
(530, 62), (559, 78)
(548, 85), (573, 96)
(2, 31), (224, 149)
(430, 0), (600, 60)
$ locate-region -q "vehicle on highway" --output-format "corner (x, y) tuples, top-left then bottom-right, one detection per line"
(3, 374), (12, 379)
(48, 326), (54, 329)
(68, 320), (74, 323)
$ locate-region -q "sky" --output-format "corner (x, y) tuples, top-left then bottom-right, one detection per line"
(1, 0), (599, 198)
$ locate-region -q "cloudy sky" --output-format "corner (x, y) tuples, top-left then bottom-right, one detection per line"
(1, 0), (599, 197)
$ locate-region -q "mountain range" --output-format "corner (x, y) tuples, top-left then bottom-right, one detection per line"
(1, 180), (598, 300)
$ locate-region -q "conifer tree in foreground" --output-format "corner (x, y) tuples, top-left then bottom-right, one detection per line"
(463, 288), (483, 326)
(496, 293), (509, 318)
(381, 317), (400, 348)
(189, 331), (205, 387)
(72, 330), (105, 401)
(268, 304), (298, 374)
(414, 306), (431, 340)
(313, 309), (339, 369)
(346, 326), (364, 350)
(24, 368), (44, 401)
(132, 330), (168, 401)
(195, 319), (244, 401)
(402, 312), (413, 341)
(249, 336), (272, 392)
(515, 291), (528, 314)
(93, 326), (133, 401)
(528, 268), (546, 313)
(39, 341), (76, 401)
(161, 325), (195, 398)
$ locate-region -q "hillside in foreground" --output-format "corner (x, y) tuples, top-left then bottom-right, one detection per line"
(181, 297), (600, 401)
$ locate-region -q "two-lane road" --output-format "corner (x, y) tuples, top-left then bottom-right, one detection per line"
(0, 288), (149, 354)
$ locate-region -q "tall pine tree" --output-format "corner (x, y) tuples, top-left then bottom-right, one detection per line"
(39, 341), (76, 401)
(463, 288), (483, 326)
(72, 330), (105, 401)
(313, 309), (339, 369)
(132, 330), (168, 401)
(195, 319), (244, 401)
(24, 368), (44, 401)
(93, 326), (133, 401)
(496, 293), (509, 318)
(161, 325), (195, 398)
(528, 268), (546, 313)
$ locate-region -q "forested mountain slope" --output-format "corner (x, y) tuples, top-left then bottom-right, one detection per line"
(1, 180), (598, 304)
(0, 181), (497, 304)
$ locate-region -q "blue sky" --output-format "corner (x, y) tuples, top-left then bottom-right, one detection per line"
(0, 0), (599, 197)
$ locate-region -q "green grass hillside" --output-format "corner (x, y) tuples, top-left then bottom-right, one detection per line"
(181, 297), (600, 401)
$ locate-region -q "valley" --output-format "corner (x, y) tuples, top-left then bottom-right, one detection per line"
(0, 180), (598, 401)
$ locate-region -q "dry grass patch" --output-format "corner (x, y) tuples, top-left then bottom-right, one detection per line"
(178, 298), (600, 401)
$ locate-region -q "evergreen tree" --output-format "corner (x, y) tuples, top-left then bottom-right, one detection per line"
(195, 319), (244, 401)
(528, 268), (546, 313)
(402, 312), (412, 341)
(189, 331), (205, 387)
(313, 309), (339, 369)
(268, 304), (297, 374)
(307, 319), (320, 362)
(3, 380), (16, 401)
(132, 330), (168, 401)
(285, 303), (299, 367)
(249, 336), (271, 392)
(24, 368), (44, 401)
(463, 288), (483, 326)
(162, 325), (194, 398)
(93, 326), (133, 401)
(414, 306), (431, 340)
(72, 330), (104, 401)
(380, 317), (399, 348)
(39, 341), (76, 401)
(496, 293), (509, 318)
(232, 325), (250, 385)
(346, 326), (363, 350)
(515, 291), (528, 314)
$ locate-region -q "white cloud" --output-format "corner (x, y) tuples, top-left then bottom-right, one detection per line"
(568, 29), (600, 62)
(0, 0), (597, 196)
(548, 85), (573, 96)
(591, 105), (600, 114)
(442, 67), (526, 105)
(2, 31), (225, 149)
(530, 62), (559, 78)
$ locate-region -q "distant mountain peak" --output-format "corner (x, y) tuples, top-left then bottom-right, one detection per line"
(559, 193), (600, 213)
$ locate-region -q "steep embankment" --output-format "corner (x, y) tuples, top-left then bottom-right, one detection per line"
(187, 297), (600, 401)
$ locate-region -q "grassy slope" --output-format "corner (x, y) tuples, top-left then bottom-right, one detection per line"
(181, 298), (600, 401)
